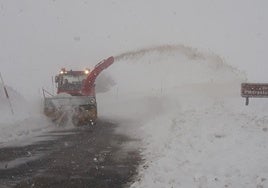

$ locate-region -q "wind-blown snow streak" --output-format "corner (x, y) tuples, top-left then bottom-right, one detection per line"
(114, 44), (245, 82)
(114, 44), (206, 61)
(98, 44), (246, 99)
(100, 44), (247, 120)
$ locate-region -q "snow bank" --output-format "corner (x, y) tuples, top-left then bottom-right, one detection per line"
(97, 45), (268, 188)
(0, 84), (51, 146)
(131, 87), (268, 188)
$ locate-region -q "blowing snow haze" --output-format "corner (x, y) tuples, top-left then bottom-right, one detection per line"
(0, 0), (268, 99)
(1, 1), (268, 187)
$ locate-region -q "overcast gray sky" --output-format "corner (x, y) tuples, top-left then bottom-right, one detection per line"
(0, 0), (267, 98)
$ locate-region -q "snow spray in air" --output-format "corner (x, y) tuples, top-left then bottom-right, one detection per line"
(112, 44), (246, 88)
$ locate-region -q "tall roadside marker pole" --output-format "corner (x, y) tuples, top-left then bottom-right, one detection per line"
(0, 72), (14, 115)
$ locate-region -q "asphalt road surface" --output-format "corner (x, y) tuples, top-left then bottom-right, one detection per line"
(0, 120), (141, 188)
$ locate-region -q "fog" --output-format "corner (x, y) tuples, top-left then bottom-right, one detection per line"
(0, 0), (268, 99)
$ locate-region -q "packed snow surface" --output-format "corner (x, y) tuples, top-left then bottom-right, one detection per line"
(97, 45), (268, 188)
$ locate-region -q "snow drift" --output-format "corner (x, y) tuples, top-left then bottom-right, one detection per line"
(97, 44), (268, 188)
(0, 84), (51, 146)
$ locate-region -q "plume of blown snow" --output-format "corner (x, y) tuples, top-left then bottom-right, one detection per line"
(102, 44), (246, 96)
(98, 44), (247, 125)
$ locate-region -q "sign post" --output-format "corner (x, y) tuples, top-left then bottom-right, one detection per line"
(241, 83), (268, 105)
(0, 72), (14, 115)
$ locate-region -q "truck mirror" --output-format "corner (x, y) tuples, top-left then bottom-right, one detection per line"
(55, 76), (59, 83)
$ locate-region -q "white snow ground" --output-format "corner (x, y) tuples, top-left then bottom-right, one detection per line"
(97, 46), (268, 188)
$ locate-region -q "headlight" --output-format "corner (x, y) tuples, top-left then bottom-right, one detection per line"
(60, 68), (66, 74)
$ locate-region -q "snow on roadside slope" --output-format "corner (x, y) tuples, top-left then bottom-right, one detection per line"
(0, 84), (52, 146)
(98, 45), (268, 188)
(131, 86), (268, 188)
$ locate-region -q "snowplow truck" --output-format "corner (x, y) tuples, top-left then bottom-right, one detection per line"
(43, 56), (114, 126)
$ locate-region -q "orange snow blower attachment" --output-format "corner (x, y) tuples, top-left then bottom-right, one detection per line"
(44, 56), (114, 126)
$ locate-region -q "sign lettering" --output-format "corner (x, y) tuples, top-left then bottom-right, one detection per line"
(241, 83), (268, 98)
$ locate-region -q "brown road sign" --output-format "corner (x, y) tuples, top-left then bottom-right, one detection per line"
(241, 83), (268, 105)
(241, 83), (268, 98)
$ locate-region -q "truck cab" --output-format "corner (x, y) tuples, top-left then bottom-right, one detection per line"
(55, 69), (90, 96)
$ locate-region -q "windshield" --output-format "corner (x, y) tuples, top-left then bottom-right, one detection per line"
(58, 74), (87, 90)
(62, 74), (87, 84)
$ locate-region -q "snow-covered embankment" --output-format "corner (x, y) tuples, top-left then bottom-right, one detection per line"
(0, 84), (51, 146)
